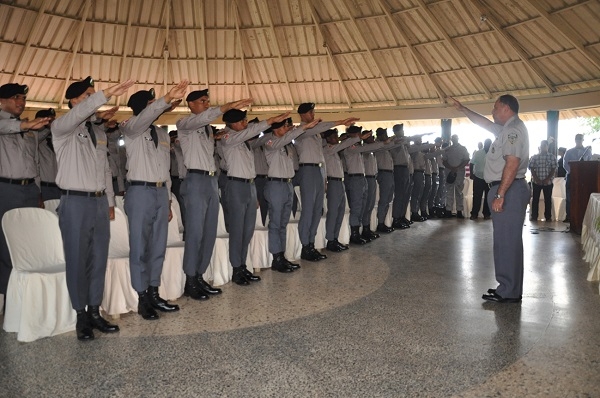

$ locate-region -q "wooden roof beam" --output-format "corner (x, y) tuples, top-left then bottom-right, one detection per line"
(12, 0), (49, 82)
(231, 0), (251, 103)
(196, 0), (210, 89)
(115, 0), (137, 107)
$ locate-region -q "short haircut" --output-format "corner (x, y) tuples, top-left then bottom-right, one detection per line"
(540, 140), (548, 146)
(575, 134), (584, 141)
(497, 94), (519, 113)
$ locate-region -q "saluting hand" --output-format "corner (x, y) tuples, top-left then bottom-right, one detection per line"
(97, 106), (119, 121)
(229, 98), (253, 110)
(168, 98), (183, 112)
(341, 117), (360, 127)
(267, 111), (291, 125)
(304, 118), (321, 130)
(104, 79), (135, 98)
(166, 80), (190, 102)
(22, 117), (51, 131)
(448, 97), (465, 112)
(360, 131), (372, 140)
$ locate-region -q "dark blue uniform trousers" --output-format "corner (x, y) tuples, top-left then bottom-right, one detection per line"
(392, 165), (410, 219)
(225, 180), (256, 268)
(376, 171), (394, 226)
(297, 166), (324, 245)
(346, 175), (367, 227)
(325, 179), (346, 241)
(361, 176), (377, 226)
(265, 180), (293, 254)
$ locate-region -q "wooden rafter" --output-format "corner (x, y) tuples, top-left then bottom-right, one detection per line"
(162, 0), (171, 93)
(116, 0), (137, 107)
(415, 0), (491, 99)
(58, 0), (91, 107)
(196, 0), (209, 89)
(305, 0), (352, 108)
(465, 0), (556, 92)
(523, 0), (600, 71)
(373, 0), (447, 102)
(12, 0), (49, 82)
(335, 0), (398, 105)
(231, 0), (251, 102)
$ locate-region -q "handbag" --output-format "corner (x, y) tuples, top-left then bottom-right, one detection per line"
(446, 171), (457, 184)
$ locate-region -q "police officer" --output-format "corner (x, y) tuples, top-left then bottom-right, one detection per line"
(175, 89), (252, 299)
(263, 117), (319, 271)
(250, 127), (270, 227)
(409, 137), (435, 222)
(221, 109), (290, 285)
(121, 80), (189, 320)
(0, 83), (50, 303)
(295, 103), (359, 261)
(433, 138), (448, 217)
(443, 134), (470, 219)
(168, 130), (186, 225)
(452, 95), (530, 303)
(34, 109), (61, 201)
(389, 124), (412, 229)
(323, 129), (360, 252)
(361, 134), (381, 241)
(52, 76), (133, 340)
(105, 120), (127, 196)
(343, 126), (384, 244)
(373, 128), (400, 233)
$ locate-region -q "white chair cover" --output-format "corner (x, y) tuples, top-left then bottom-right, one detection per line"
(114, 195), (125, 213)
(161, 208), (185, 300)
(170, 195), (184, 234)
(286, 214), (302, 261)
(2, 208), (76, 342)
(248, 212), (271, 270)
(43, 199), (61, 215)
(205, 203), (231, 286)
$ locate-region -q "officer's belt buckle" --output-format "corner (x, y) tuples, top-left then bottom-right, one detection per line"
(156, 181), (164, 187)
(20, 179), (28, 185)
(94, 191), (103, 197)
(209, 171), (215, 176)
(341, 177), (344, 182)
(318, 163), (322, 167)
(249, 178), (254, 183)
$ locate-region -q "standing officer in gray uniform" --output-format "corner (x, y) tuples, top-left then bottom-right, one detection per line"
(221, 109), (290, 285)
(53, 76), (133, 340)
(361, 134), (381, 241)
(250, 128), (270, 226)
(176, 89), (252, 299)
(34, 109), (61, 200)
(452, 95), (530, 303)
(373, 128), (398, 233)
(343, 127), (384, 244)
(323, 129), (360, 252)
(390, 124), (412, 229)
(409, 137), (435, 222)
(0, 83), (50, 303)
(295, 103), (359, 261)
(168, 130), (186, 224)
(121, 81), (189, 320)
(443, 134), (470, 219)
(263, 117), (319, 271)
(105, 120), (126, 196)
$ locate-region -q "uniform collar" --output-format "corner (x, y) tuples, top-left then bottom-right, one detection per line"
(0, 109), (17, 120)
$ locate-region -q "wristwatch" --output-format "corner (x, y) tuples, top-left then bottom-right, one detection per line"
(494, 193), (503, 199)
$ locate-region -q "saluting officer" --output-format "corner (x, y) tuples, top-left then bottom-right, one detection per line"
(322, 129), (359, 252)
(34, 108), (61, 201)
(263, 117), (319, 271)
(120, 81), (189, 320)
(105, 120), (126, 196)
(0, 83), (50, 303)
(295, 102), (359, 261)
(220, 109), (290, 285)
(175, 89), (252, 299)
(373, 128), (396, 233)
(361, 134), (381, 241)
(52, 76), (133, 340)
(389, 124), (412, 229)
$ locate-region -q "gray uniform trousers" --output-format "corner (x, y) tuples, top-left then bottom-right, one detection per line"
(0, 183), (41, 294)
(361, 176), (377, 226)
(297, 166), (324, 245)
(445, 170), (465, 212)
(376, 171), (394, 225)
(218, 171), (229, 230)
(225, 180), (256, 267)
(421, 174), (432, 213)
(435, 168), (447, 208)
(346, 175), (367, 227)
(410, 171), (425, 213)
(392, 166), (410, 219)
(125, 185), (170, 292)
(170, 177), (186, 227)
(58, 194), (109, 311)
(41, 184), (62, 201)
(325, 179), (346, 241)
(264, 180), (293, 254)
(489, 179), (530, 298)
(255, 175), (268, 226)
(428, 173), (438, 210)
(181, 174), (219, 277)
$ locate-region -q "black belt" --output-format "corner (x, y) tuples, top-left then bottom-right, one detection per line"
(365, 175), (376, 179)
(61, 189), (105, 197)
(170, 175), (179, 179)
(347, 173), (364, 177)
(41, 181), (58, 187)
(327, 177), (344, 182)
(220, 169), (228, 175)
(379, 169), (393, 173)
(112, 176), (119, 181)
(432, 172), (438, 175)
(394, 165), (407, 168)
(0, 177), (35, 185)
(438, 167), (445, 170)
(256, 174), (267, 178)
(267, 177), (292, 183)
(130, 180), (167, 187)
(414, 170), (425, 173)
(488, 178), (524, 188)
(299, 163), (322, 168)
(188, 169), (216, 176)
(227, 176), (254, 183)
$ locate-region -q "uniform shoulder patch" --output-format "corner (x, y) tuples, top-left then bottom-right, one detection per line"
(266, 139), (273, 147)
(507, 132), (518, 144)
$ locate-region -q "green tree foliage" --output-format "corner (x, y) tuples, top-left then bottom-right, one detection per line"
(582, 116), (600, 135)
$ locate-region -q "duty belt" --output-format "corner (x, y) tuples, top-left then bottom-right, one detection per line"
(327, 177), (344, 182)
(41, 181), (58, 187)
(188, 169), (216, 176)
(61, 189), (105, 197)
(488, 178), (524, 188)
(347, 173), (365, 177)
(267, 177), (292, 182)
(0, 177), (35, 185)
(227, 176), (254, 183)
(299, 163), (322, 168)
(130, 180), (167, 187)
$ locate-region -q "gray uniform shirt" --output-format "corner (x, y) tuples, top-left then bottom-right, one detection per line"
(323, 137), (360, 178)
(295, 121), (336, 164)
(36, 128), (57, 183)
(176, 107), (223, 172)
(389, 140), (410, 166)
(172, 142), (187, 178)
(484, 115), (529, 182)
(107, 129), (126, 191)
(362, 152), (377, 176)
(253, 146), (269, 176)
(0, 110), (38, 179)
(51, 91), (115, 206)
(444, 143), (470, 168)
(120, 97), (172, 193)
(264, 127), (307, 179)
(344, 141), (384, 174)
(216, 140), (227, 171)
(221, 121), (269, 179)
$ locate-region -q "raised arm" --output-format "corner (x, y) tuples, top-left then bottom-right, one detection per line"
(449, 97), (501, 135)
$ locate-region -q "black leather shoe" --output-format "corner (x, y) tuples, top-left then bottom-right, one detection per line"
(197, 276), (222, 295)
(137, 293), (159, 320)
(482, 292), (521, 303)
(232, 267), (250, 285)
(242, 265), (261, 282)
(184, 276), (210, 301)
(487, 288), (522, 299)
(350, 226), (367, 244)
(285, 258), (301, 270)
(87, 306), (119, 333)
(301, 245), (321, 261)
(376, 223), (394, 233)
(402, 217), (414, 225)
(310, 243), (327, 259)
(410, 213), (425, 222)
(271, 253), (294, 273)
(76, 310), (94, 341)
(456, 211), (465, 219)
(326, 240), (344, 252)
(148, 286), (180, 312)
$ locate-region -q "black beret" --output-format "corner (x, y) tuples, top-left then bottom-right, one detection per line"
(248, 117), (260, 124)
(271, 117), (292, 130)
(222, 109), (247, 123)
(127, 88), (156, 116)
(297, 102), (315, 114)
(347, 125), (362, 135)
(35, 108), (56, 118)
(169, 130), (178, 138)
(186, 89), (209, 102)
(0, 83), (28, 99)
(65, 76), (94, 100)
(434, 137), (442, 142)
(323, 128), (338, 139)
(376, 127), (388, 137)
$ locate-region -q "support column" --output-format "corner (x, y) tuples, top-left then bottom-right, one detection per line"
(547, 110), (559, 156)
(441, 119), (452, 143)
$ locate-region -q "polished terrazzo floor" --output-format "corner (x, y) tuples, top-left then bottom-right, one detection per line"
(1, 216), (599, 397)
